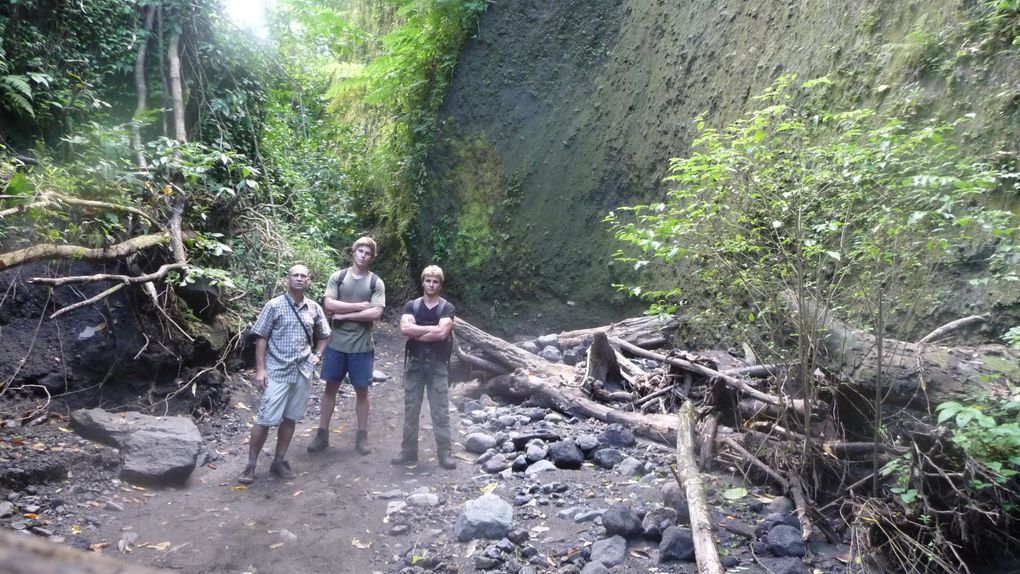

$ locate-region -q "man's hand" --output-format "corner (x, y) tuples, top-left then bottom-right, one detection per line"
(254, 368), (268, 391)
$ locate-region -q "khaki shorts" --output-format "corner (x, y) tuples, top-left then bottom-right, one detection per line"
(255, 376), (311, 427)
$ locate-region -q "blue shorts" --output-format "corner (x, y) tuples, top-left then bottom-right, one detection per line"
(320, 348), (374, 388)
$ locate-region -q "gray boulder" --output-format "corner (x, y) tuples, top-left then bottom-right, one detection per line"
(70, 408), (203, 485)
(548, 440), (584, 469)
(642, 507), (678, 540)
(661, 481), (691, 524)
(465, 432), (498, 454)
(767, 524), (806, 557)
(510, 430), (561, 449)
(575, 434), (600, 454)
(593, 448), (624, 469)
(537, 334), (559, 347)
(454, 494), (513, 541)
(602, 505), (642, 539)
(659, 526), (695, 562)
(540, 346), (562, 362)
(599, 423), (636, 447)
(525, 459), (557, 476)
(589, 535), (627, 567)
(517, 341), (540, 354)
(616, 456), (647, 476)
(525, 442), (549, 463)
(482, 455), (511, 474)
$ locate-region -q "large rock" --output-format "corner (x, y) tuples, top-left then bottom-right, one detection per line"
(548, 440), (584, 469)
(70, 408), (204, 485)
(767, 524), (806, 557)
(593, 448), (624, 469)
(589, 535), (627, 567)
(661, 481), (691, 525)
(642, 507), (678, 540)
(454, 494), (513, 541)
(602, 505), (642, 539)
(659, 526), (695, 562)
(599, 423), (636, 448)
(465, 432), (498, 454)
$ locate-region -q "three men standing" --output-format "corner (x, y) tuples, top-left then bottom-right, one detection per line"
(238, 265), (330, 484)
(391, 265), (457, 470)
(308, 237), (386, 456)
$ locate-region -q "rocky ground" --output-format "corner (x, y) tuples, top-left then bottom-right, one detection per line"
(0, 322), (859, 574)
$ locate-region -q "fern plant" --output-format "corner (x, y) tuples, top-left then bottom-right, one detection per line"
(0, 54), (34, 118)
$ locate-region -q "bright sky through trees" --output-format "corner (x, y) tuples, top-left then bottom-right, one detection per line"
(224, 0), (270, 39)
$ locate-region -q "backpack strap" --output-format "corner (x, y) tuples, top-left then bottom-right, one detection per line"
(339, 268), (376, 294)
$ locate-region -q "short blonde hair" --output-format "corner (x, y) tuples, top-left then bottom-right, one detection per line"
(351, 236), (377, 257)
(421, 265), (444, 285)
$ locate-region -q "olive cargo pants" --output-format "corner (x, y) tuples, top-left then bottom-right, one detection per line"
(399, 354), (452, 456)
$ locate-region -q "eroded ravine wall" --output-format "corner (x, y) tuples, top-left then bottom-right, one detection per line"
(425, 0), (1020, 335)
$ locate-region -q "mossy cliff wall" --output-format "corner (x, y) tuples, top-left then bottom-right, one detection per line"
(423, 0), (1020, 335)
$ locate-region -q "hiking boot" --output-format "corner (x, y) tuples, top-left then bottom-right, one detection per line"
(269, 459), (297, 480)
(390, 451), (418, 466)
(307, 428), (329, 453)
(355, 430), (372, 456)
(437, 451), (457, 470)
(236, 464), (256, 484)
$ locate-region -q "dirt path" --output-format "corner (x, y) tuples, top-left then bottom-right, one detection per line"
(92, 323), (467, 573)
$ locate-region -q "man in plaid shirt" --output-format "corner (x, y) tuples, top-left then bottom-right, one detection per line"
(237, 264), (330, 484)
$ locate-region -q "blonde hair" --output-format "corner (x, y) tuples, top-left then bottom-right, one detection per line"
(421, 265), (444, 285)
(351, 236), (377, 257)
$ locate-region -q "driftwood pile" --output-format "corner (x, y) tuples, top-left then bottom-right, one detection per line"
(453, 309), (1020, 573)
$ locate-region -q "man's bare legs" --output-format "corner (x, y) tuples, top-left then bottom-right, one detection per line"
(354, 386), (370, 431)
(239, 418), (298, 483)
(317, 379), (342, 430)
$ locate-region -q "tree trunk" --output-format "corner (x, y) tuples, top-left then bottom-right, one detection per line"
(131, 4), (157, 169)
(167, 31), (186, 142)
(484, 370), (680, 444)
(455, 318), (575, 380)
(555, 315), (680, 349)
(790, 293), (1020, 408)
(676, 401), (724, 574)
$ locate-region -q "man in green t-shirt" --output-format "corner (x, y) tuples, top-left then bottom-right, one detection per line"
(308, 236), (386, 456)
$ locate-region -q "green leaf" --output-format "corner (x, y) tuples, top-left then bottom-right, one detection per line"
(722, 487), (748, 500)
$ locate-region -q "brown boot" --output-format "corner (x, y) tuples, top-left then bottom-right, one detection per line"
(437, 451), (457, 470)
(355, 430), (372, 455)
(390, 451), (418, 465)
(307, 428), (329, 453)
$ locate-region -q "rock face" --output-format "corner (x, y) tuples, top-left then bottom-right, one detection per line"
(454, 494), (513, 541)
(425, 0), (1020, 336)
(70, 408), (204, 485)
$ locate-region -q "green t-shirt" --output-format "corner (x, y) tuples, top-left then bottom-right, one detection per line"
(324, 268), (385, 353)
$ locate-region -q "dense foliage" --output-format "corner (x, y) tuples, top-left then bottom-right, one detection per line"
(0, 0), (484, 319)
(609, 75), (1018, 350)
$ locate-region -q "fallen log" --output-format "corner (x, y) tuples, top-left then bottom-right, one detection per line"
(789, 293), (1020, 408)
(483, 370), (679, 444)
(455, 319), (575, 380)
(675, 401), (724, 574)
(553, 315), (679, 349)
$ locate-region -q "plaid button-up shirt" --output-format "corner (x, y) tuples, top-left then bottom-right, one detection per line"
(252, 293), (330, 384)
